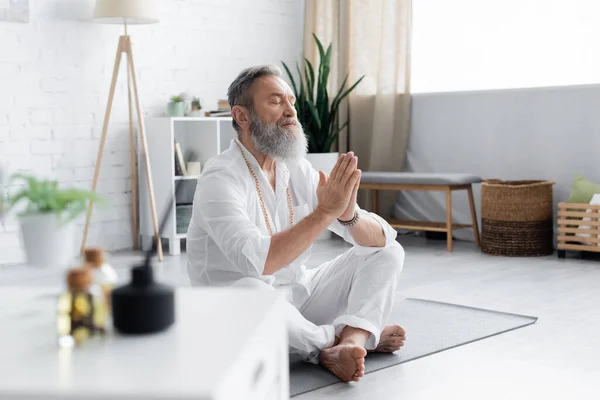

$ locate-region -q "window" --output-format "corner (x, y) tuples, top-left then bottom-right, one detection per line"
(411, 0), (600, 93)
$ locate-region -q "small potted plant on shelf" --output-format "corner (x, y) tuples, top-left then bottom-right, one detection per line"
(3, 173), (105, 268)
(188, 97), (203, 117)
(167, 95), (185, 117)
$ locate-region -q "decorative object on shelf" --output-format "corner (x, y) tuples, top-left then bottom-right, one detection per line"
(480, 179), (555, 257)
(204, 99), (232, 117)
(4, 173), (105, 268)
(186, 161), (201, 176)
(57, 267), (109, 348)
(187, 96), (203, 116)
(174, 141), (187, 176)
(191, 97), (202, 110)
(83, 0), (164, 261)
(111, 177), (181, 335)
(167, 95), (185, 117)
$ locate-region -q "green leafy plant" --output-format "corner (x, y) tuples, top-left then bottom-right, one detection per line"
(5, 173), (106, 224)
(282, 33), (365, 153)
(191, 97), (202, 110)
(170, 95), (184, 103)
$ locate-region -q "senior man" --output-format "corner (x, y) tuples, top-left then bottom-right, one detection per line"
(187, 65), (406, 382)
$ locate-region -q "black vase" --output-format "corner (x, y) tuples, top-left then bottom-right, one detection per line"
(111, 265), (175, 334)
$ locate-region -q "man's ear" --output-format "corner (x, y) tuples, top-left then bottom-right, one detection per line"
(232, 105), (249, 129)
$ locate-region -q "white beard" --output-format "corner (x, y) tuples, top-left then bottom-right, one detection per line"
(249, 110), (308, 162)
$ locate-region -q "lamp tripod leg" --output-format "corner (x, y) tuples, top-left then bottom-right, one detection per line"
(126, 53), (139, 250)
(81, 37), (124, 255)
(125, 38), (164, 261)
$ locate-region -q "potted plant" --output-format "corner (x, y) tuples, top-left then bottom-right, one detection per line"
(3, 173), (105, 268)
(167, 95), (185, 117)
(282, 33), (365, 175)
(188, 97), (203, 117)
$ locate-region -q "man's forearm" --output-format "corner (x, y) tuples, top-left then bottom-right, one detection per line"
(263, 208), (334, 275)
(344, 213), (386, 247)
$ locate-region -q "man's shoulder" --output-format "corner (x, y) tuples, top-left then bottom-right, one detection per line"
(198, 148), (246, 189)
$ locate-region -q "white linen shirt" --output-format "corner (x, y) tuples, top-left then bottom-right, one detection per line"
(186, 139), (399, 297)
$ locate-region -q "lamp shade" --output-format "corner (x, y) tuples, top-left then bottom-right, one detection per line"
(93, 0), (158, 24)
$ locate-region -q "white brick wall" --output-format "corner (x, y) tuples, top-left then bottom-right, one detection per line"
(0, 0), (305, 265)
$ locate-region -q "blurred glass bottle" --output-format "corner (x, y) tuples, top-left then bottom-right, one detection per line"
(56, 267), (108, 348)
(84, 247), (118, 310)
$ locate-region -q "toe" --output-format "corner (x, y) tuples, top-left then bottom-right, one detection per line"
(356, 361), (365, 371)
(351, 346), (367, 360)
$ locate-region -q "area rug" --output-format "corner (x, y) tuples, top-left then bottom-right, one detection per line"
(289, 298), (538, 397)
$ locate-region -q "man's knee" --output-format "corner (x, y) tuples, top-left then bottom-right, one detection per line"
(370, 242), (405, 278)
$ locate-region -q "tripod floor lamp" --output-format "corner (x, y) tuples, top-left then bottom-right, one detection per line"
(81, 0), (163, 260)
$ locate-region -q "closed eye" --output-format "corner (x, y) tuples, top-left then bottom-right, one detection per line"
(270, 93), (294, 105)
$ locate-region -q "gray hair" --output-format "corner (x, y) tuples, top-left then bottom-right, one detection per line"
(227, 64), (282, 131)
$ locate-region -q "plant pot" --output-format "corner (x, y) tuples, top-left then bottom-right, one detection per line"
(167, 102), (185, 117)
(305, 152), (340, 240)
(187, 109), (204, 117)
(19, 213), (76, 268)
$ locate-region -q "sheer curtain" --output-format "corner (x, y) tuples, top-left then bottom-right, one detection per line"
(303, 0), (413, 217)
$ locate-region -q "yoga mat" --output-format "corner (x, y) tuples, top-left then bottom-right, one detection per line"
(289, 298), (537, 397)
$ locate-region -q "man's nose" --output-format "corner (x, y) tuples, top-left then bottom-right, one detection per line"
(284, 100), (296, 117)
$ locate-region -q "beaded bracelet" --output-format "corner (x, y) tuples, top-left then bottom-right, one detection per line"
(338, 211), (359, 227)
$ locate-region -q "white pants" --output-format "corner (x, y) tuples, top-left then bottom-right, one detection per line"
(231, 242), (405, 364)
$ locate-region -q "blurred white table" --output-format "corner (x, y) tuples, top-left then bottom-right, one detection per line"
(0, 286), (289, 400)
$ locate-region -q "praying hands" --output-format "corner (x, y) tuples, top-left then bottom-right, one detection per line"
(317, 152), (387, 248)
(316, 151), (361, 220)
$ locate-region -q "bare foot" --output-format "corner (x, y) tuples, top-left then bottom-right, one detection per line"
(319, 344), (367, 382)
(371, 325), (406, 353)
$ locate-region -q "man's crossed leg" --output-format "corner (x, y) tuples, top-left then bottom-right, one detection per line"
(232, 242), (406, 383)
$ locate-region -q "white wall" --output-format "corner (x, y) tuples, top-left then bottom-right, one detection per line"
(0, 0), (305, 265)
(411, 0), (600, 93)
(397, 84), (600, 242)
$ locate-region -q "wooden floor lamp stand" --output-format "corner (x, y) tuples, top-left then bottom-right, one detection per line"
(80, 33), (163, 261)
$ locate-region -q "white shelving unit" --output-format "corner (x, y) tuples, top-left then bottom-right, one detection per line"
(138, 117), (236, 255)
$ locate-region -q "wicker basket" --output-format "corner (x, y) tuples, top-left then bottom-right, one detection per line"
(481, 179), (555, 256)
